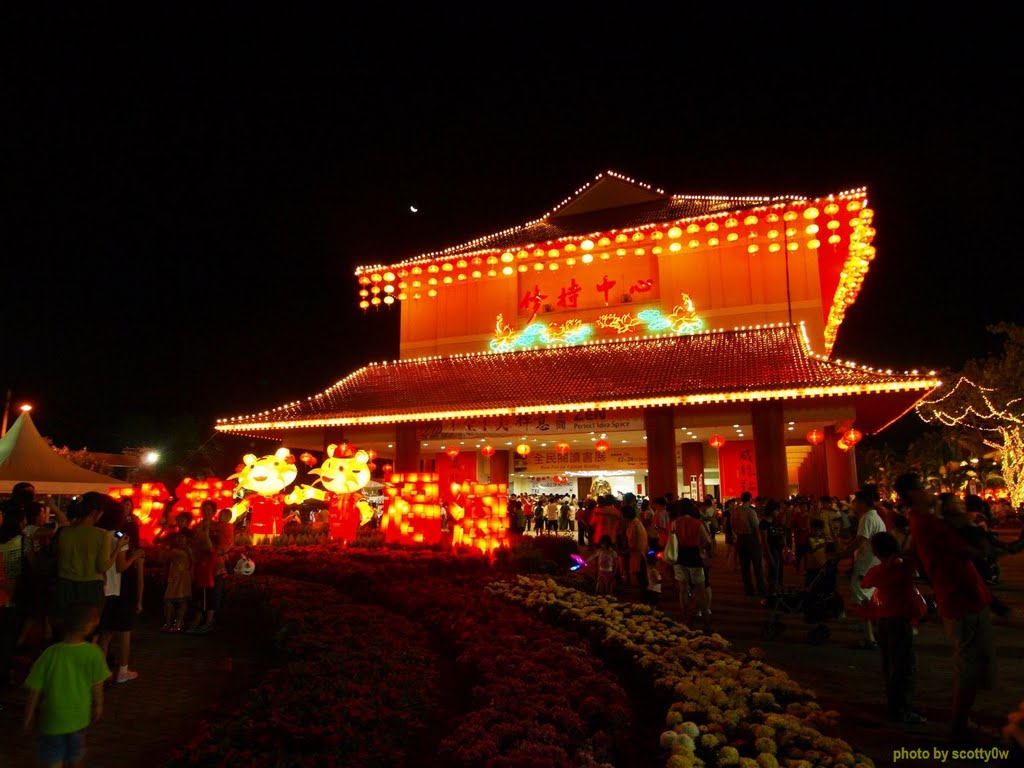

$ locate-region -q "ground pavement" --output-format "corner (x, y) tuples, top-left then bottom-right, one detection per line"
(2, 534), (1021, 768)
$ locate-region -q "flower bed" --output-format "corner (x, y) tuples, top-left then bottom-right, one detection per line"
(255, 546), (630, 767)
(165, 574), (441, 767)
(488, 576), (876, 768)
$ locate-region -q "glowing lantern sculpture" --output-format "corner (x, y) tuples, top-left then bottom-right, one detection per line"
(806, 429), (825, 445)
(594, 439), (610, 453)
(171, 478), (236, 524)
(843, 428), (863, 446)
(108, 482), (171, 544)
(309, 446), (374, 543)
(228, 448), (299, 535)
(555, 441), (571, 455)
(451, 481), (510, 556)
(515, 442), (531, 457)
(479, 444), (495, 458)
(381, 472), (443, 544)
(709, 435), (726, 450)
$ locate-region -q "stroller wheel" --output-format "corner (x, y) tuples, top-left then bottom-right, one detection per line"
(808, 624), (830, 645)
(762, 620), (784, 640)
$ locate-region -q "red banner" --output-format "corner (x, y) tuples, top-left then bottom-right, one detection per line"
(718, 441), (758, 499)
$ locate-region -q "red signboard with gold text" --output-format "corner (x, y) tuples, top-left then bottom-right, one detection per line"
(718, 441), (758, 499)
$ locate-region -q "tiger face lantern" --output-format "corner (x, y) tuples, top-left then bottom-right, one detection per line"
(309, 445), (372, 495)
(229, 447), (298, 496)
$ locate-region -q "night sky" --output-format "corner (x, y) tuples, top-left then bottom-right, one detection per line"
(2, 7), (1020, 454)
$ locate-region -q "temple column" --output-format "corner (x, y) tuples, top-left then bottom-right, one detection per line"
(752, 402), (788, 500)
(680, 443), (704, 499)
(395, 422), (420, 473)
(824, 425), (858, 499)
(489, 449), (510, 487)
(644, 407), (678, 499)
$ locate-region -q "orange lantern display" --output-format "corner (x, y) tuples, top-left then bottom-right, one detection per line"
(451, 480), (511, 556)
(806, 429), (825, 445)
(709, 435), (726, 449)
(446, 446), (460, 459)
(843, 428), (863, 446)
(171, 477), (236, 523)
(108, 482), (172, 544)
(479, 444), (495, 458)
(515, 442), (531, 457)
(594, 439), (610, 453)
(555, 441), (571, 455)
(381, 472), (443, 545)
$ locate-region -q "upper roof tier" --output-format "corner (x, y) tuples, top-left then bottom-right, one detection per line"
(215, 323), (937, 436)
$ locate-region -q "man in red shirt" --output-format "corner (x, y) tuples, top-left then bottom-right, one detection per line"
(894, 473), (993, 744)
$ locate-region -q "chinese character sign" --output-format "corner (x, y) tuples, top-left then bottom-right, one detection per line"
(718, 441), (758, 499)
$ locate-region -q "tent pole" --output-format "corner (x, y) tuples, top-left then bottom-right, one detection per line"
(1, 389), (11, 438)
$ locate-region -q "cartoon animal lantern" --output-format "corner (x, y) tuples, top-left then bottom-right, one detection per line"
(228, 448), (298, 534)
(308, 445), (374, 543)
(108, 483), (171, 544)
(451, 482), (510, 556)
(381, 473), (443, 545)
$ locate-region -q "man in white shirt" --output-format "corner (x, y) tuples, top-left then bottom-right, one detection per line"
(837, 490), (887, 648)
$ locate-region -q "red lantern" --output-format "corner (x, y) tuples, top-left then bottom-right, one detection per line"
(806, 429), (824, 445)
(837, 437), (852, 452)
(382, 463), (393, 475)
(446, 446), (460, 459)
(299, 451), (317, 467)
(367, 449), (378, 461)
(555, 441), (571, 455)
(368, 462), (378, 471)
(515, 442), (531, 457)
(594, 439), (610, 453)
(842, 428), (863, 446)
(480, 444), (495, 457)
(709, 435), (726, 450)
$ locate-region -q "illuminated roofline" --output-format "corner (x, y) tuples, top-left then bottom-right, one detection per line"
(354, 171), (867, 274)
(215, 378), (942, 434)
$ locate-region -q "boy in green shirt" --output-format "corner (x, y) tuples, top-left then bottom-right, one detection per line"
(23, 602), (110, 767)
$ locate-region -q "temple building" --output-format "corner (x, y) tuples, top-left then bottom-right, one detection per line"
(216, 171), (939, 501)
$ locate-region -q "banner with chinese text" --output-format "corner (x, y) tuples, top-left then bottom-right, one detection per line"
(416, 410), (644, 440)
(718, 441), (758, 498)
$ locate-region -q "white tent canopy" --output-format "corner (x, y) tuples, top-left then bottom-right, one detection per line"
(0, 412), (131, 494)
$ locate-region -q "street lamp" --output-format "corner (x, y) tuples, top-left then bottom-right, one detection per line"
(143, 451), (160, 466)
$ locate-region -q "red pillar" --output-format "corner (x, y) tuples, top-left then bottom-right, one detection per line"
(644, 407), (678, 500)
(824, 425), (858, 499)
(489, 450), (510, 486)
(751, 402), (788, 500)
(680, 443), (704, 499)
(395, 422), (420, 473)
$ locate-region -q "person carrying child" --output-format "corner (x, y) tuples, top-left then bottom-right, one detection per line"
(589, 535), (618, 596)
(23, 602), (110, 767)
(860, 531), (928, 724)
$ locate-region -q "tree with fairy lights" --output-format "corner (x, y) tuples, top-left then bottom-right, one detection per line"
(916, 323), (1024, 506)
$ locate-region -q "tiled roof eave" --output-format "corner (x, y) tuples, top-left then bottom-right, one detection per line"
(215, 378), (940, 433)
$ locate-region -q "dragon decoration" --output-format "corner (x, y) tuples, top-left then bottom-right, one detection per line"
(490, 293), (704, 351)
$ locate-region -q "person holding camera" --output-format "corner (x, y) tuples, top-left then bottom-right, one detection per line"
(96, 497), (145, 683)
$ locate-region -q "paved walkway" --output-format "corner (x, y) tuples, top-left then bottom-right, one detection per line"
(0, 595), (267, 768)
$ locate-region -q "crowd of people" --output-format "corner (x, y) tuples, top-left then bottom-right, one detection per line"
(0, 482), (242, 766)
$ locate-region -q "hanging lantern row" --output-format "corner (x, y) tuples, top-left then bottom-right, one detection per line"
(356, 201), (870, 309)
(709, 435), (726, 450)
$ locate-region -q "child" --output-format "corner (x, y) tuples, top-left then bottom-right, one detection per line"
(860, 531), (927, 724)
(23, 602), (110, 767)
(589, 535), (618, 596)
(643, 551), (662, 606)
(159, 514), (193, 632)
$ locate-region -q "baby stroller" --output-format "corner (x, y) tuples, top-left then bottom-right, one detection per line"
(761, 559), (845, 644)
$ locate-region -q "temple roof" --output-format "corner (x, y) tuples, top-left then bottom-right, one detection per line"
(355, 171), (808, 272)
(216, 324), (938, 435)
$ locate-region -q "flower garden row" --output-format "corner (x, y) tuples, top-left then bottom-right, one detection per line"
(169, 545), (876, 767)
